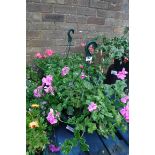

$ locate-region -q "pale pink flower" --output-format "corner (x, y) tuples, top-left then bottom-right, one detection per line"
(79, 34), (83, 39)
(117, 73), (126, 80)
(50, 108), (54, 114)
(56, 112), (60, 117)
(116, 68), (128, 80)
(42, 75), (53, 86)
(80, 65), (84, 69)
(44, 85), (54, 95)
(88, 102), (97, 112)
(80, 72), (86, 79)
(61, 66), (70, 76)
(120, 96), (129, 103)
(49, 144), (61, 152)
(120, 104), (129, 122)
(33, 86), (43, 98)
(124, 57), (129, 63)
(42, 54), (47, 58)
(120, 108), (126, 116)
(35, 52), (43, 59)
(81, 41), (86, 47)
(122, 68), (128, 74)
(45, 49), (55, 56)
(46, 111), (57, 125)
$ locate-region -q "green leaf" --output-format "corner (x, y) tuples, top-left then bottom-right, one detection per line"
(83, 80), (93, 90)
(91, 112), (98, 121)
(76, 124), (84, 131)
(67, 106), (74, 115)
(87, 123), (97, 134)
(79, 138), (89, 152)
(74, 130), (81, 139)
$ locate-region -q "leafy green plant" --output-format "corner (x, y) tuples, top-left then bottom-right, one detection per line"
(26, 33), (129, 154)
(26, 108), (49, 154)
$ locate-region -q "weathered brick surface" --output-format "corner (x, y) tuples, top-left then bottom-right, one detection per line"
(27, 40), (56, 47)
(42, 14), (64, 22)
(26, 3), (53, 12)
(87, 17), (105, 25)
(90, 0), (109, 9)
(26, 0), (128, 63)
(54, 5), (77, 15)
(41, 0), (56, 3)
(26, 0), (41, 2)
(64, 0), (89, 6)
(26, 22), (56, 30)
(54, 22), (77, 31)
(27, 31), (41, 40)
(27, 12), (42, 22)
(113, 26), (125, 35)
(41, 30), (66, 40)
(66, 15), (87, 24)
(108, 2), (122, 11)
(77, 7), (96, 16)
(97, 9), (128, 20)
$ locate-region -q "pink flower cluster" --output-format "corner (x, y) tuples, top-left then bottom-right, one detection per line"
(81, 41), (86, 47)
(33, 86), (43, 98)
(120, 104), (129, 122)
(80, 72), (86, 79)
(88, 102), (97, 112)
(120, 95), (129, 103)
(49, 144), (61, 152)
(42, 75), (55, 95)
(42, 75), (53, 86)
(80, 65), (84, 69)
(61, 66), (70, 76)
(33, 75), (54, 97)
(44, 85), (54, 95)
(35, 49), (55, 59)
(116, 68), (128, 80)
(46, 108), (60, 125)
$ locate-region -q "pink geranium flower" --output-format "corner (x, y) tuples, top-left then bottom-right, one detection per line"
(49, 144), (61, 152)
(116, 68), (128, 80)
(120, 104), (129, 122)
(45, 49), (55, 56)
(80, 65), (84, 69)
(80, 72), (86, 79)
(35, 52), (43, 59)
(42, 75), (53, 86)
(61, 66), (70, 76)
(88, 102), (97, 112)
(44, 85), (54, 95)
(122, 68), (128, 74)
(81, 41), (86, 47)
(46, 111), (57, 125)
(120, 96), (129, 103)
(33, 86), (43, 98)
(56, 112), (60, 117)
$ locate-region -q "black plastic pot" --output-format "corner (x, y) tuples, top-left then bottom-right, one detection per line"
(104, 57), (129, 91)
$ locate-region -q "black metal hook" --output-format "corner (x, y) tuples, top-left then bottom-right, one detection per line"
(67, 29), (74, 44)
(65, 29), (74, 58)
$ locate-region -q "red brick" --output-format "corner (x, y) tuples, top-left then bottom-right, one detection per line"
(42, 14), (64, 22)
(77, 7), (96, 16)
(87, 17), (105, 25)
(26, 3), (53, 12)
(54, 5), (77, 15)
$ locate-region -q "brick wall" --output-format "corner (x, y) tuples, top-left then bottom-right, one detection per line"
(26, 0), (129, 63)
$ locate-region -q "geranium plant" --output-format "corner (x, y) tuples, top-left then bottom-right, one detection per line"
(26, 34), (129, 154)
